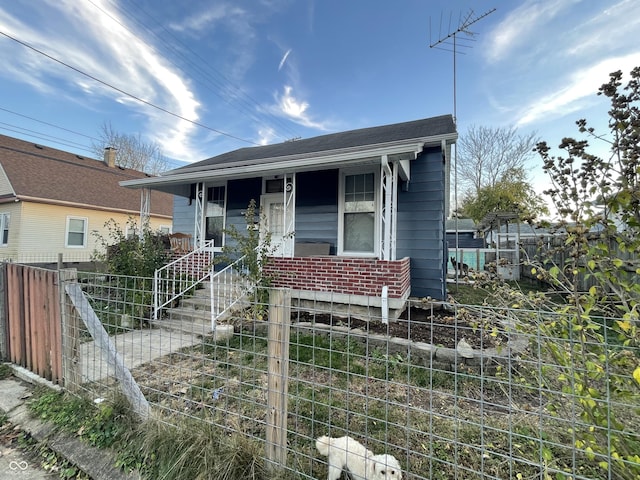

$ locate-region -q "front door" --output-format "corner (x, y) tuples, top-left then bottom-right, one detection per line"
(261, 193), (293, 256)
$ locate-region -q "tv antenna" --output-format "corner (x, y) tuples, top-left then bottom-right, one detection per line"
(430, 8), (495, 289)
(430, 8), (496, 121)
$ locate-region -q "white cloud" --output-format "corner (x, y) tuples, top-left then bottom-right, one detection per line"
(564, 0), (640, 58)
(278, 49), (292, 71)
(257, 127), (278, 145)
(516, 53), (640, 127)
(276, 85), (327, 130)
(485, 0), (577, 64)
(0, 0), (203, 161)
(168, 4), (245, 34)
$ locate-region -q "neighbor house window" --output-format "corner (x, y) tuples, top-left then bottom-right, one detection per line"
(66, 216), (87, 247)
(0, 213), (9, 246)
(340, 171), (377, 254)
(125, 224), (138, 239)
(206, 186), (226, 248)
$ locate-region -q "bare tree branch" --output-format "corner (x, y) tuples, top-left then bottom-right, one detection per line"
(457, 125), (539, 196)
(91, 122), (170, 175)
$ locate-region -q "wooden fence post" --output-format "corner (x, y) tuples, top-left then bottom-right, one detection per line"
(265, 288), (291, 472)
(0, 263), (7, 361)
(59, 268), (81, 392)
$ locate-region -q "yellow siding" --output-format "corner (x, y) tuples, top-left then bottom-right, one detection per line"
(0, 202), (23, 259)
(9, 202), (170, 263)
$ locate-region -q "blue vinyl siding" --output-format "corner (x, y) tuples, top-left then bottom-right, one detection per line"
(172, 195), (195, 236)
(224, 178), (263, 253)
(294, 170), (338, 254)
(396, 147), (446, 299)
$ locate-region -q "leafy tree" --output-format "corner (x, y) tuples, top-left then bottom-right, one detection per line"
(460, 167), (548, 222)
(214, 199), (277, 319)
(92, 217), (169, 278)
(487, 67), (640, 479)
(91, 122), (169, 174)
(457, 125), (539, 196)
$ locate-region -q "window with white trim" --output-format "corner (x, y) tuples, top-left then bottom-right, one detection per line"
(0, 213), (9, 246)
(66, 216), (87, 247)
(339, 171), (377, 255)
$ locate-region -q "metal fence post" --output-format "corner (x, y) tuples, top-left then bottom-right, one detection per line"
(265, 288), (291, 472)
(59, 268), (81, 392)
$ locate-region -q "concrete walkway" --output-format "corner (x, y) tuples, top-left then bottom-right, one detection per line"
(79, 323), (234, 383)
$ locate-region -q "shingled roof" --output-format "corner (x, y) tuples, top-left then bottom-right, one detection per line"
(173, 114), (456, 173)
(0, 134), (172, 217)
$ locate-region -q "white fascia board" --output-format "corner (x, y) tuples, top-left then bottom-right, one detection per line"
(120, 132), (456, 189)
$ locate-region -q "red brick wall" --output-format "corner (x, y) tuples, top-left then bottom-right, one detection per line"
(263, 256), (410, 298)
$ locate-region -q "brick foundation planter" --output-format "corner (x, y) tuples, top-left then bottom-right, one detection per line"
(263, 256), (410, 299)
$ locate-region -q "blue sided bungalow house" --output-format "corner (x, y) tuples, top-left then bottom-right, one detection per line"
(121, 115), (457, 319)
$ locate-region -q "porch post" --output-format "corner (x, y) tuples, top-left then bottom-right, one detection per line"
(391, 160), (398, 260)
(194, 182), (205, 248)
(381, 156), (396, 260)
(283, 173), (295, 257)
(139, 188), (150, 240)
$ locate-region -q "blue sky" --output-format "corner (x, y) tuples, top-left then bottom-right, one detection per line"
(1, 0), (639, 197)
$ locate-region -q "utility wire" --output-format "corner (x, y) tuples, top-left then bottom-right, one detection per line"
(0, 106), (100, 142)
(0, 124), (95, 154)
(98, 0), (301, 141)
(0, 30), (260, 146)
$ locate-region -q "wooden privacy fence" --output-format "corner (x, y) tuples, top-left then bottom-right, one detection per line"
(1, 263), (63, 384)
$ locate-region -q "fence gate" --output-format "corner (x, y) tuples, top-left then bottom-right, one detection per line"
(3, 263), (63, 383)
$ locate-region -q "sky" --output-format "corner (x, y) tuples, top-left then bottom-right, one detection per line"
(0, 0), (639, 208)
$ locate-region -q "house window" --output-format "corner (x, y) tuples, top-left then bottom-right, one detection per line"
(66, 217), (87, 247)
(125, 224), (138, 239)
(0, 213), (9, 246)
(340, 171), (377, 254)
(206, 186), (226, 248)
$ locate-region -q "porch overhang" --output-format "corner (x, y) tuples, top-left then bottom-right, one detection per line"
(119, 132), (456, 196)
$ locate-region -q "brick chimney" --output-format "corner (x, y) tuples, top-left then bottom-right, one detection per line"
(103, 147), (117, 168)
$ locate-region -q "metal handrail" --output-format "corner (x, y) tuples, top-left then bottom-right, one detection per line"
(153, 240), (215, 320)
(208, 254), (253, 331)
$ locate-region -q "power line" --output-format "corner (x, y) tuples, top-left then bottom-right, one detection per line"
(0, 124), (95, 154)
(103, 0), (302, 142)
(0, 106), (100, 142)
(0, 30), (260, 146)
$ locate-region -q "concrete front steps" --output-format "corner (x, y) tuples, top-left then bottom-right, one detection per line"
(151, 280), (247, 339)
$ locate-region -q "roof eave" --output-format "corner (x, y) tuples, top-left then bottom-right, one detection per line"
(121, 132), (457, 190)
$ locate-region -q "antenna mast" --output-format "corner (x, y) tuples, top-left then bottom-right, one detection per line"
(430, 7), (495, 290)
(430, 8), (496, 122)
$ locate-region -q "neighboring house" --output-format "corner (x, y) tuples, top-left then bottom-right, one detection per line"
(446, 218), (484, 250)
(0, 134), (173, 266)
(121, 115), (457, 313)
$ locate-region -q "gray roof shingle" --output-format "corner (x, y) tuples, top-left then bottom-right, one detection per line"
(172, 114), (456, 173)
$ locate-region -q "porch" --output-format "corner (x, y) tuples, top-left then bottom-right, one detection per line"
(162, 241), (412, 322)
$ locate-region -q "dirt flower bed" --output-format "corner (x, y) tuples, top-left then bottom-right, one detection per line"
(293, 304), (509, 349)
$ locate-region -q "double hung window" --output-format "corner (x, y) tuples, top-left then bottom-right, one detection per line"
(340, 171), (377, 255)
(66, 216), (87, 247)
(0, 213), (9, 246)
